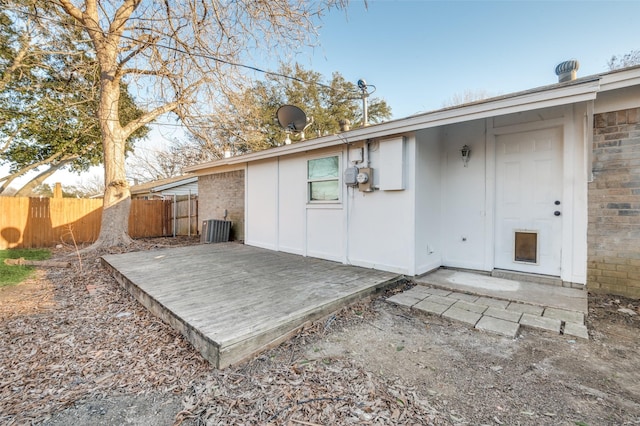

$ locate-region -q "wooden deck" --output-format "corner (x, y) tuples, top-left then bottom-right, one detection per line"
(101, 243), (400, 368)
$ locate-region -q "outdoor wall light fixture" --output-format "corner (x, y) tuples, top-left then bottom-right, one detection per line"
(461, 144), (471, 167)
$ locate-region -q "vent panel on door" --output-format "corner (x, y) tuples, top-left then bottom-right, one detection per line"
(514, 231), (538, 264)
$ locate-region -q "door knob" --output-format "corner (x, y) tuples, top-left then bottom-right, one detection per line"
(554, 200), (561, 205)
(554, 211), (561, 216)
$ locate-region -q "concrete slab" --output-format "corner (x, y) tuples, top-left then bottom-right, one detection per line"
(543, 307), (584, 325)
(506, 302), (545, 316)
(452, 299), (488, 314)
(520, 313), (562, 334)
(564, 322), (589, 340)
(425, 294), (457, 307)
(484, 307), (522, 323)
(447, 292), (480, 303)
(475, 316), (520, 338)
(414, 299), (450, 315)
(476, 297), (510, 309)
(386, 291), (426, 308)
(416, 269), (587, 314)
(442, 306), (482, 326)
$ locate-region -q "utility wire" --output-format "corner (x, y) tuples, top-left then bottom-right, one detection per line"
(3, 5), (359, 94)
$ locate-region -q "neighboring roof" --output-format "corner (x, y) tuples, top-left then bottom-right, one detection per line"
(186, 65), (640, 173)
(130, 175), (198, 196)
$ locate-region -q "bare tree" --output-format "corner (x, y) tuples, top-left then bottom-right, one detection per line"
(74, 172), (105, 197)
(23, 0), (348, 249)
(608, 50), (640, 70)
(442, 89), (493, 108)
(127, 143), (197, 183)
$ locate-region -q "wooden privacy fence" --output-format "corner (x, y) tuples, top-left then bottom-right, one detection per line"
(0, 197), (177, 249)
(168, 195), (198, 237)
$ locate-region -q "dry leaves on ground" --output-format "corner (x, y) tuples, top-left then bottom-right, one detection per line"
(7, 238), (637, 425)
(175, 305), (445, 425)
(1, 238), (449, 425)
(0, 238), (210, 425)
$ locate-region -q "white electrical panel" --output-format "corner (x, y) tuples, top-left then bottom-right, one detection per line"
(379, 136), (405, 190)
(349, 147), (364, 164)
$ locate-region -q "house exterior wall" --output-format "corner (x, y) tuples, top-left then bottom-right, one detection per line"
(246, 160), (278, 248)
(239, 106), (590, 281)
(439, 120), (489, 272)
(588, 107), (640, 298)
(198, 169), (245, 241)
(420, 107), (588, 285)
(345, 137), (416, 274)
(414, 128), (442, 274)
(277, 155), (307, 255)
(243, 140), (417, 274)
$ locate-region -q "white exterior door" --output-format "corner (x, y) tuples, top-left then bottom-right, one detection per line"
(495, 127), (563, 276)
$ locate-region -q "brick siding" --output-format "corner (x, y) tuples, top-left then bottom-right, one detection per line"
(588, 107), (640, 298)
(198, 170), (245, 241)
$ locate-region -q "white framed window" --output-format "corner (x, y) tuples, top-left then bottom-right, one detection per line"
(307, 155), (340, 203)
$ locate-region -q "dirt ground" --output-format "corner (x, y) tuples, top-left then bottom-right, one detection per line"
(1, 238), (639, 425)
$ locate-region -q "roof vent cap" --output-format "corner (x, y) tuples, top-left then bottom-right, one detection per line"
(555, 59), (580, 83)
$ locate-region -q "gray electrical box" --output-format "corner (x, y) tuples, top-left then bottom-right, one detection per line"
(344, 166), (358, 186)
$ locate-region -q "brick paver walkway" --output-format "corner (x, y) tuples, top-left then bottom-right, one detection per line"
(387, 284), (588, 339)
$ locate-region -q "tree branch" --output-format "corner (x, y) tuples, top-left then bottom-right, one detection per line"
(121, 101), (178, 138)
(13, 157), (78, 196)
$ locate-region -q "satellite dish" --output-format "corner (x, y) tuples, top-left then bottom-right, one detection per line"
(276, 105), (308, 132)
(276, 105), (313, 145)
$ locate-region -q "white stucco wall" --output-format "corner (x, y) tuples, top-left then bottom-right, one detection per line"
(410, 107), (589, 284)
(277, 155), (306, 255)
(414, 128), (442, 275)
(246, 160), (278, 250)
(438, 120), (489, 271)
(243, 105), (590, 283)
(345, 137), (416, 274)
(243, 140), (418, 274)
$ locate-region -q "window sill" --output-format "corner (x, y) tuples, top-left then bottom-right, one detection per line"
(306, 202), (343, 209)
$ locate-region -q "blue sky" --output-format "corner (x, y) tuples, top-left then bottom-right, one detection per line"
(11, 0), (640, 188)
(295, 0), (640, 118)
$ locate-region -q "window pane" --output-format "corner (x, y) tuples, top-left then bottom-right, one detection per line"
(308, 156), (339, 180)
(310, 181), (339, 201)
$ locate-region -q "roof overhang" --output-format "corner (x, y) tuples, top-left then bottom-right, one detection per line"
(186, 68), (640, 173)
(130, 176), (198, 195)
(150, 176), (198, 192)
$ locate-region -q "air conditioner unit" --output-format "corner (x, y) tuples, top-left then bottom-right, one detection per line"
(201, 219), (231, 243)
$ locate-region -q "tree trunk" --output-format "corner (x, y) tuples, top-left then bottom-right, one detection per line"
(94, 185), (133, 247)
(89, 69), (133, 249)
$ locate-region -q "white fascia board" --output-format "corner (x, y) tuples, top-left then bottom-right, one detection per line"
(160, 188), (197, 196)
(358, 81), (600, 136)
(598, 67), (640, 91)
(150, 176), (198, 192)
(186, 80), (601, 172)
(184, 138), (344, 172)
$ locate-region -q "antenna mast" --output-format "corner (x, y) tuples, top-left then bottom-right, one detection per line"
(357, 79), (371, 127)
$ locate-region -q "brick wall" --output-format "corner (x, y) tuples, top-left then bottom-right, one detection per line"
(588, 107), (640, 298)
(198, 170), (245, 241)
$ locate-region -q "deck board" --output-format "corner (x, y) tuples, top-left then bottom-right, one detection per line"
(102, 243), (400, 368)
